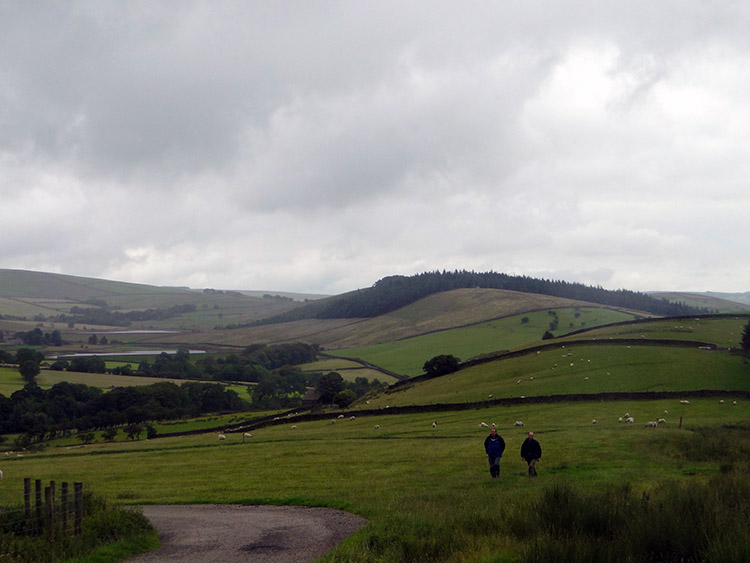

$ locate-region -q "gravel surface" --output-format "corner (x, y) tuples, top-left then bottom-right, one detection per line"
(124, 504), (368, 563)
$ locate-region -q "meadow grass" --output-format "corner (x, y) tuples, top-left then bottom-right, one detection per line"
(363, 344), (750, 408)
(0, 400), (746, 561)
(331, 308), (638, 376)
(562, 314), (750, 349)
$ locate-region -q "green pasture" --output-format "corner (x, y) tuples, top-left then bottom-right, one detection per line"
(0, 366), (222, 397)
(0, 398), (747, 561)
(299, 358), (398, 384)
(364, 344), (750, 408)
(331, 307), (638, 376)
(563, 314), (750, 349)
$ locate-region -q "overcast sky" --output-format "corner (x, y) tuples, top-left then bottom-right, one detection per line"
(1, 2), (748, 295)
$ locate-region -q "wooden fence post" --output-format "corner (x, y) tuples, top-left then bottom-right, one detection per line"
(61, 482), (69, 534)
(24, 478), (31, 531)
(35, 479), (42, 535)
(74, 482), (83, 535)
(44, 485), (53, 537)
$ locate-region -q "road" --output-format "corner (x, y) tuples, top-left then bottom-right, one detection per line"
(125, 504), (368, 563)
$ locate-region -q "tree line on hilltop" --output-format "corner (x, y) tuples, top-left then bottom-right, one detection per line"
(236, 270), (709, 327)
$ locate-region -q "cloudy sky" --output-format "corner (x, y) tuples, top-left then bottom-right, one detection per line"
(2, 2), (749, 295)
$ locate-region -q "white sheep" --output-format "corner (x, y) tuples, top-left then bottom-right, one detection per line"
(488, 394), (493, 398)
(337, 414), (344, 419)
(592, 419), (597, 424)
(291, 425), (297, 430)
(243, 432), (253, 438)
(491, 422), (496, 428)
(331, 420), (336, 424)
(374, 425), (380, 429)
(349, 416), (356, 421)
(0, 469), (3, 481)
(479, 422), (488, 428)
(719, 400), (725, 404)
(626, 417), (635, 423)
(514, 421), (524, 427)
(664, 410), (668, 415)
(680, 400), (690, 405)
(218, 434), (226, 440)
(645, 421), (658, 428)
(432, 422), (437, 428)
(733, 401), (737, 405)
(584, 376), (589, 381)
(618, 417), (624, 423)
(657, 418), (666, 425)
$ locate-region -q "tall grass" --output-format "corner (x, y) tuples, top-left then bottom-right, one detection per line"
(0, 492), (156, 562)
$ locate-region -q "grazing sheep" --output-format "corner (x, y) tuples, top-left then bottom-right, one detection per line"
(664, 410), (668, 415)
(657, 418), (666, 425)
(218, 434), (226, 440)
(720, 400), (725, 404)
(514, 421), (524, 427)
(0, 469), (3, 481)
(432, 422), (437, 428)
(491, 422), (496, 428)
(618, 417), (624, 423)
(243, 432), (253, 438)
(291, 425), (297, 430)
(592, 419), (598, 424)
(488, 394), (493, 398)
(584, 376), (589, 381)
(733, 401), (737, 405)
(517, 380), (522, 384)
(529, 376), (534, 380)
(337, 414), (344, 419)
(626, 417), (635, 423)
(645, 421), (658, 428)
(680, 400), (690, 405)
(331, 420), (336, 424)
(374, 425), (380, 429)
(349, 416), (356, 421)
(479, 422), (488, 428)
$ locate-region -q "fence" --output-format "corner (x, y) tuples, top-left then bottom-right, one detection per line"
(21, 478), (84, 537)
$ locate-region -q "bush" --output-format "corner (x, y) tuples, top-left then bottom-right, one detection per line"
(422, 355), (460, 377)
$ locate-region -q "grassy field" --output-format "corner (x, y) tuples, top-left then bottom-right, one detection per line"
(362, 344), (750, 408)
(560, 313), (750, 349)
(331, 307), (639, 376)
(0, 366), (223, 397)
(0, 398), (747, 561)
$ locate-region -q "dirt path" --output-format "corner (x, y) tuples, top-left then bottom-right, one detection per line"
(125, 504), (368, 563)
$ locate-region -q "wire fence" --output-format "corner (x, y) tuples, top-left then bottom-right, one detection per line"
(0, 478), (84, 538)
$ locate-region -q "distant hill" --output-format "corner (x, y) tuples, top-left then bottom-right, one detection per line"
(248, 271), (708, 327)
(649, 291), (750, 313)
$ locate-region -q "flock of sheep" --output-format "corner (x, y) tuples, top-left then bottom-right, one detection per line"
(213, 398), (740, 441)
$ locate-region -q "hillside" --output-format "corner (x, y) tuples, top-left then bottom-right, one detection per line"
(141, 288), (645, 351)
(649, 291), (750, 313)
(251, 271), (708, 325)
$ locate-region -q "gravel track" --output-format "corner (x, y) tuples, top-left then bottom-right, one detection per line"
(124, 504), (368, 562)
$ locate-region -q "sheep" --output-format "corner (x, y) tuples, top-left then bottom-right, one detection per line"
(291, 425), (297, 430)
(592, 419), (598, 424)
(657, 418), (666, 425)
(517, 379), (521, 384)
(664, 410), (668, 415)
(374, 425), (380, 430)
(349, 416), (356, 421)
(584, 376), (589, 381)
(514, 421), (524, 427)
(337, 414), (344, 419)
(0, 469), (3, 481)
(719, 400), (725, 404)
(491, 422), (496, 428)
(488, 394), (493, 398)
(680, 400), (690, 405)
(618, 417), (624, 423)
(733, 401), (737, 405)
(479, 422), (488, 428)
(432, 422), (437, 428)
(626, 417), (635, 423)
(331, 420), (336, 424)
(645, 421), (658, 428)
(529, 376), (534, 380)
(218, 434), (226, 440)
(243, 432), (253, 438)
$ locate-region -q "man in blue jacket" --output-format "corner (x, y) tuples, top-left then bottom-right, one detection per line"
(483, 427), (506, 478)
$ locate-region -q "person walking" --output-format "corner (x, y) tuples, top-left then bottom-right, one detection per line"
(520, 431), (542, 477)
(484, 427), (506, 478)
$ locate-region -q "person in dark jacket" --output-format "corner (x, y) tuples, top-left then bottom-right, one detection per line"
(520, 431), (542, 477)
(484, 427), (506, 478)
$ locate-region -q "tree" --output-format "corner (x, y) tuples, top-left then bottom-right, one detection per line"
(422, 354), (460, 377)
(19, 360), (41, 384)
(333, 389), (357, 409)
(316, 372), (344, 404)
(125, 424), (143, 441)
(741, 320), (750, 352)
(102, 427), (119, 442)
